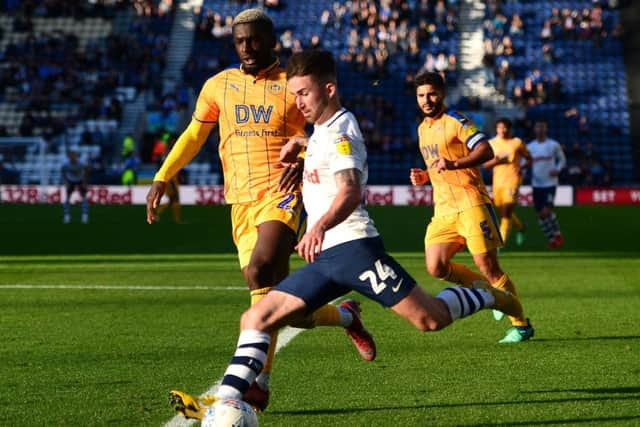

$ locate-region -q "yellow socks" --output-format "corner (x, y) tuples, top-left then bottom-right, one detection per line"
(492, 274), (528, 327)
(443, 262), (485, 286)
(512, 213), (524, 231)
(308, 303), (342, 326)
(500, 217), (512, 243)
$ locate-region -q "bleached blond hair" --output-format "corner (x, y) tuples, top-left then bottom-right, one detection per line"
(232, 8), (273, 27)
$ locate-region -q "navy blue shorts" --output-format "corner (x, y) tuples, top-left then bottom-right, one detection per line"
(532, 186), (556, 212)
(275, 236), (416, 314)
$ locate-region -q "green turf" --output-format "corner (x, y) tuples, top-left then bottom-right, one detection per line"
(1, 205), (639, 426)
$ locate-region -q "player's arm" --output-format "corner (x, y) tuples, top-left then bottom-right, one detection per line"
(146, 119), (213, 224)
(483, 153), (508, 169)
(277, 136), (308, 192)
(519, 143), (532, 170)
(552, 142), (567, 176)
(296, 168), (362, 263)
(432, 140), (494, 173)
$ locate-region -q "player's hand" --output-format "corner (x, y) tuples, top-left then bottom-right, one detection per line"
(146, 181), (167, 224)
(430, 157), (454, 173)
(410, 168), (430, 186)
(278, 136), (307, 166)
(277, 157), (303, 192)
(295, 225), (325, 263)
(549, 169), (560, 177)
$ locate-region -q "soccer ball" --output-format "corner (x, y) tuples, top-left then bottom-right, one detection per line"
(201, 398), (259, 427)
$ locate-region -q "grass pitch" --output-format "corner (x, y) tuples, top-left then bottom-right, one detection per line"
(1, 204), (639, 426)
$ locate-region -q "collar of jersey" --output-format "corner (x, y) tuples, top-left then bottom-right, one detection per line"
(239, 58), (280, 80)
(423, 106), (446, 125)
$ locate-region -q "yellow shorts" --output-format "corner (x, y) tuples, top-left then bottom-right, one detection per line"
(493, 185), (518, 206)
(231, 191), (304, 268)
(425, 204), (503, 255)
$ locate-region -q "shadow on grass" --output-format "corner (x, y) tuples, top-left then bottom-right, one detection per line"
(533, 335), (640, 342)
(526, 386), (640, 394)
(272, 394), (640, 417)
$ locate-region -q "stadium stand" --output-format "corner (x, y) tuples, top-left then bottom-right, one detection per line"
(0, 0), (174, 184)
(483, 0), (631, 184)
(0, 0), (633, 186)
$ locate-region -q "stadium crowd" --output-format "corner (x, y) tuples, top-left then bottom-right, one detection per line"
(0, 0), (627, 187)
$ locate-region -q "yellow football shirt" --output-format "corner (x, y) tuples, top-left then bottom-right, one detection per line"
(489, 136), (529, 189)
(418, 109), (492, 217)
(193, 60), (305, 204)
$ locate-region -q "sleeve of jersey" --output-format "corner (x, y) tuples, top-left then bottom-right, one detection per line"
(464, 127), (489, 150)
(192, 77), (220, 123)
(153, 120), (210, 182)
(328, 134), (363, 173)
(555, 142), (567, 170)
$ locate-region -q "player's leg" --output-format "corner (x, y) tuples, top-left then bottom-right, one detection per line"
(241, 219), (295, 397)
(463, 206), (533, 342)
(391, 283), (520, 330)
(63, 183), (73, 223)
(534, 187), (563, 247)
(338, 237), (508, 331)
(171, 289), (309, 419)
(499, 203), (515, 244)
(216, 260), (355, 409)
(511, 209), (526, 246)
(425, 215), (485, 286)
(79, 184), (89, 224)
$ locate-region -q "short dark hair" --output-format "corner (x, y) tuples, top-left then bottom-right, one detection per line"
(496, 117), (512, 128)
(414, 71), (446, 91)
(286, 50), (337, 83)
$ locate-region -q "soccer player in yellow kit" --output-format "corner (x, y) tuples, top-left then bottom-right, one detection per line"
(409, 72), (533, 343)
(146, 9), (375, 418)
(484, 118), (531, 246)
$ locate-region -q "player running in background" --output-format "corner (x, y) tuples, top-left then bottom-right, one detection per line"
(185, 50), (525, 420)
(484, 118), (532, 247)
(146, 9), (374, 416)
(409, 72), (534, 343)
(62, 149), (89, 224)
(527, 120), (567, 248)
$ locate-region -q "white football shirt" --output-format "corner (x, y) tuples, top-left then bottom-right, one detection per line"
(302, 108), (379, 250)
(527, 138), (566, 187)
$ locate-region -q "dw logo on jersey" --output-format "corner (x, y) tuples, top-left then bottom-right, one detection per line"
(235, 105), (273, 123)
(420, 143), (439, 161)
(334, 135), (352, 155)
(268, 83), (283, 95)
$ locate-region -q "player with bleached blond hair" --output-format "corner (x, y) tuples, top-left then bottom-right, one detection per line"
(147, 8), (375, 419)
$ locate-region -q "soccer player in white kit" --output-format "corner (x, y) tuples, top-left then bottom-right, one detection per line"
(61, 150), (89, 224)
(527, 120), (567, 248)
(187, 50), (525, 413)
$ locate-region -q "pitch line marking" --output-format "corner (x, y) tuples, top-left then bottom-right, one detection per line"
(162, 296), (342, 427)
(162, 326), (306, 427)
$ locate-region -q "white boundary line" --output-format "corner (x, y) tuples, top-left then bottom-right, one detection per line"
(0, 285), (246, 291)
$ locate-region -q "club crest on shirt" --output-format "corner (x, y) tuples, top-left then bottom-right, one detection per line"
(334, 135), (352, 155)
(268, 83), (283, 95)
